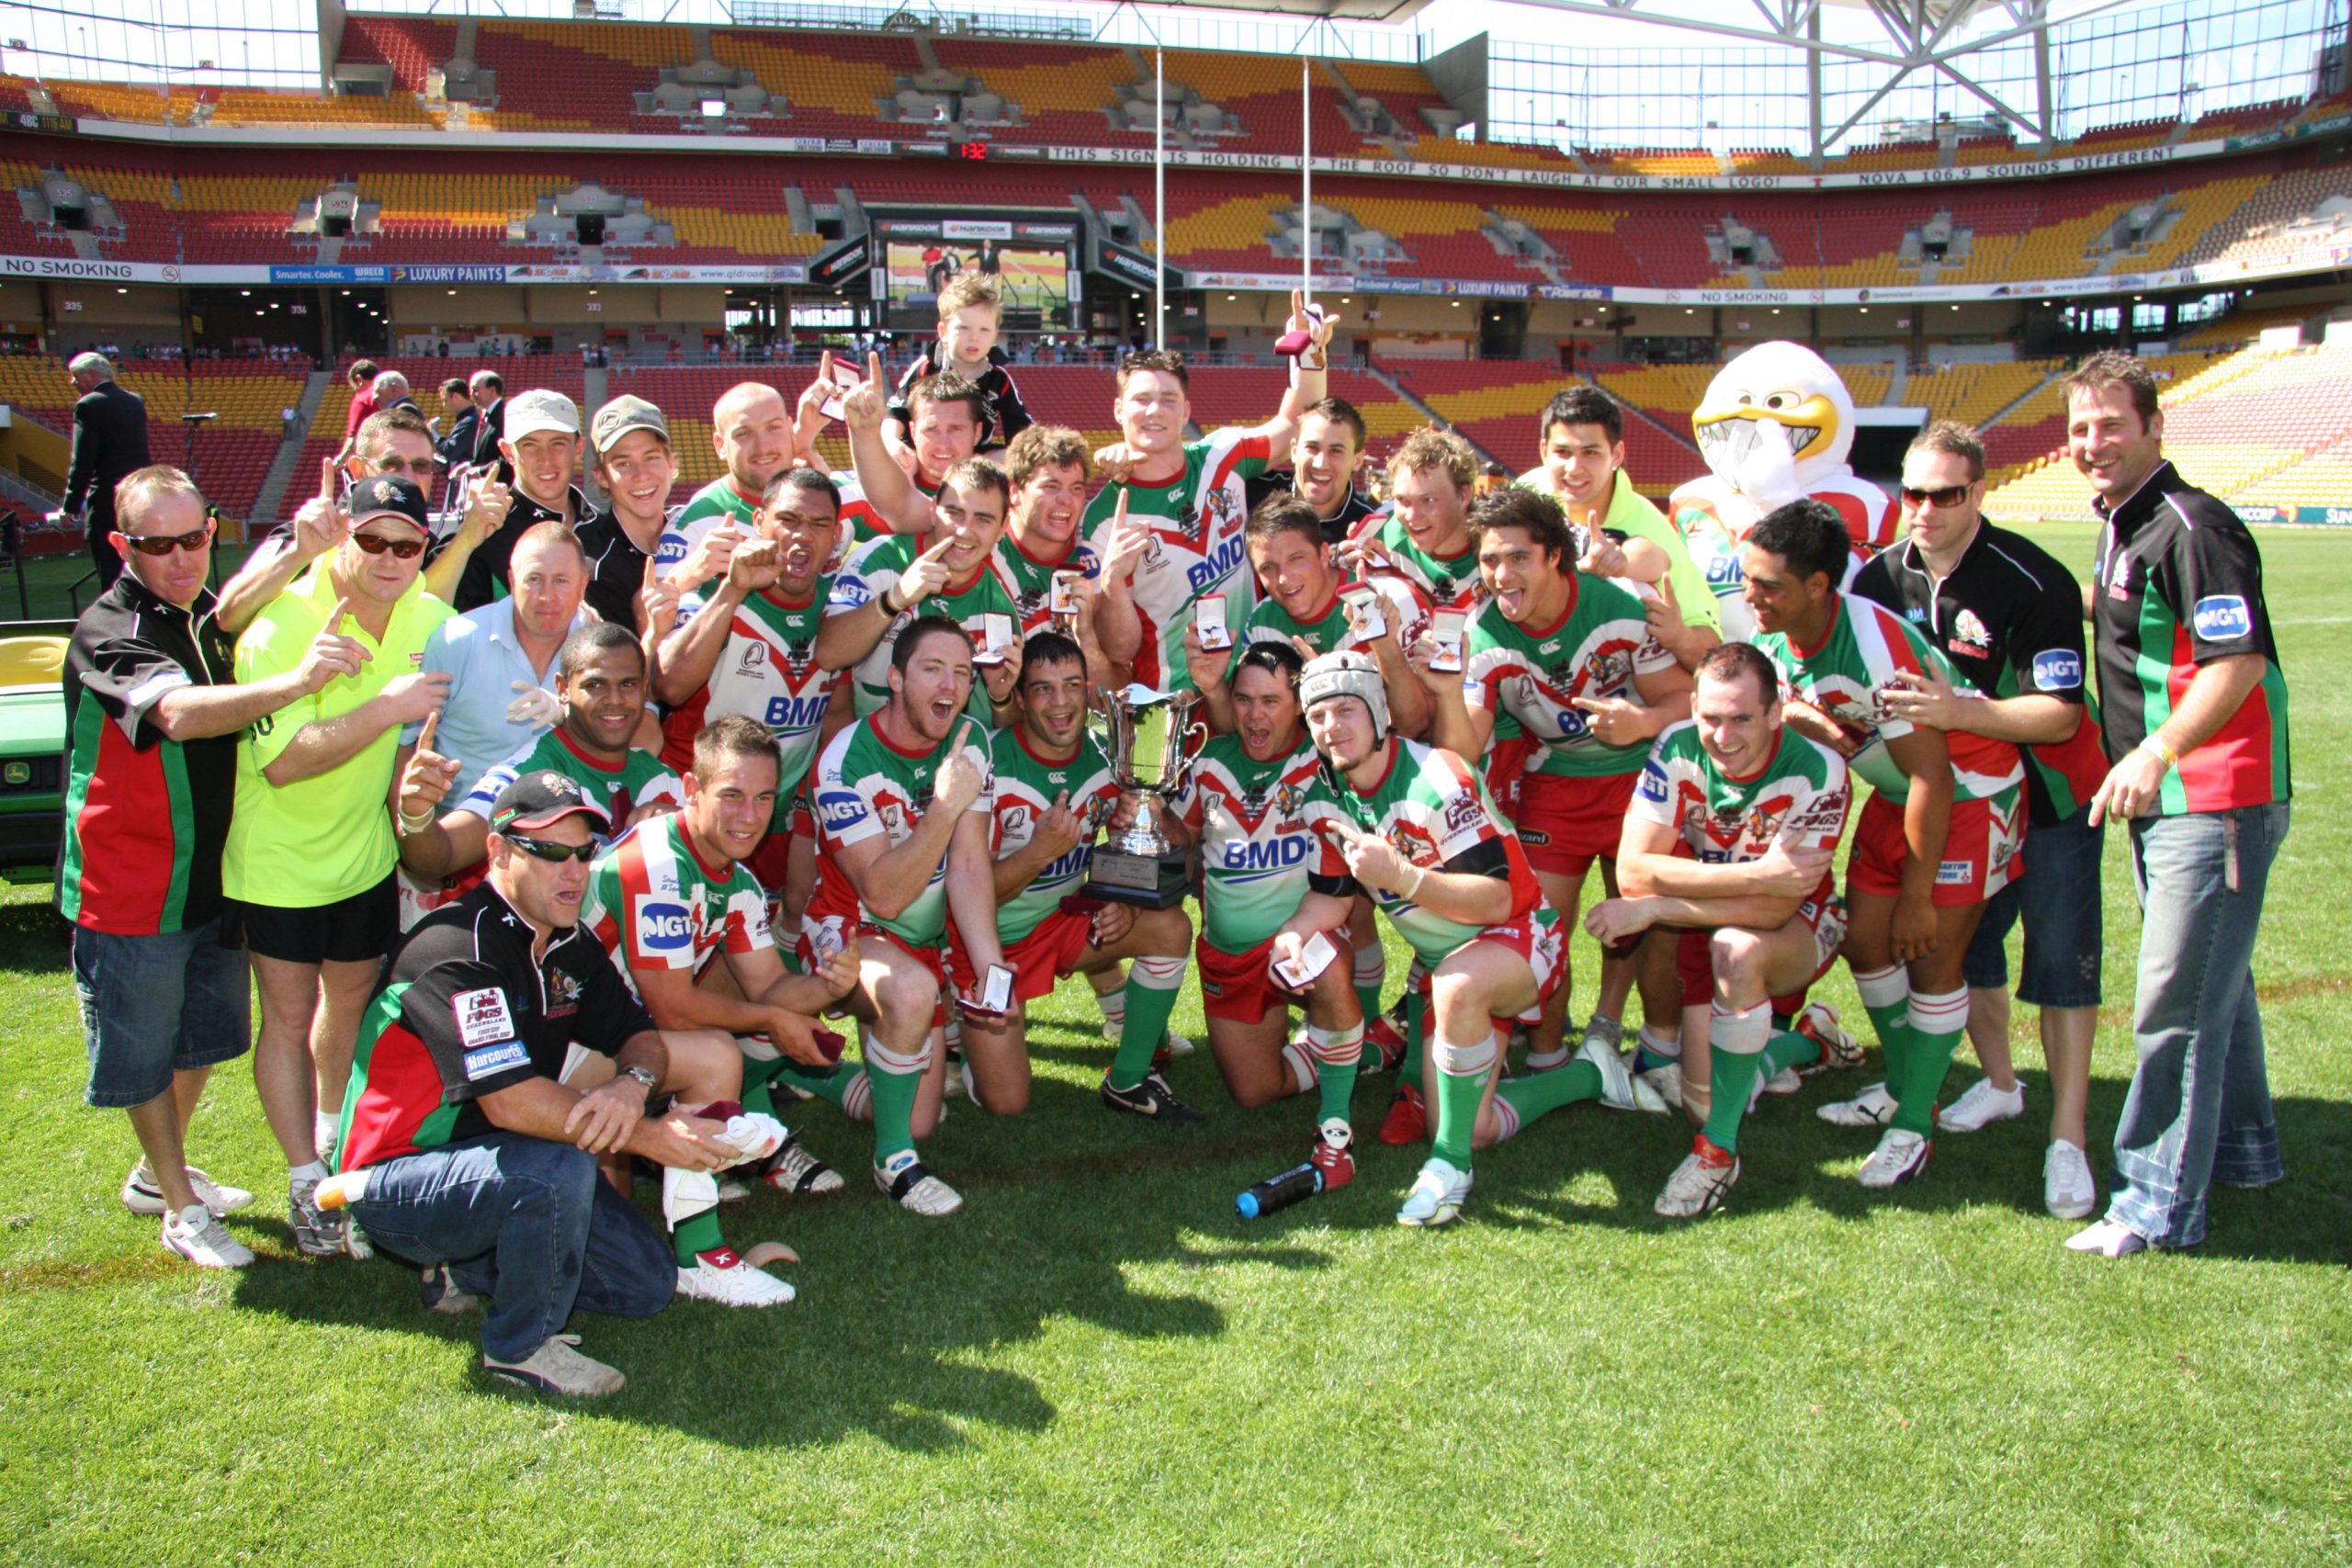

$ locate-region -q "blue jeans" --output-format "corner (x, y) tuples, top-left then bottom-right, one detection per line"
(74, 917), (251, 1110)
(2110, 803), (2289, 1248)
(1961, 808), (2105, 1009)
(348, 1133), (673, 1362)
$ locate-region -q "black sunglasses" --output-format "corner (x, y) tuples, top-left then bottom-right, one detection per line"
(351, 531), (428, 559)
(119, 524), (213, 557)
(502, 834), (599, 864)
(1900, 483), (1973, 509)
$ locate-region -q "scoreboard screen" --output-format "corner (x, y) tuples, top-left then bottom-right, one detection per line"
(875, 216), (1077, 328)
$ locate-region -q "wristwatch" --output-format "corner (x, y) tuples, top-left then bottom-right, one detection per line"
(620, 1065), (660, 1094)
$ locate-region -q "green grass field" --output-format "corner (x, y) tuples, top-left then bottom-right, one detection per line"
(2, 523), (2346, 1566)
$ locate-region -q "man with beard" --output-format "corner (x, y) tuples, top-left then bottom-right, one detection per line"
(804, 618), (1005, 1217)
(955, 632), (1203, 1124)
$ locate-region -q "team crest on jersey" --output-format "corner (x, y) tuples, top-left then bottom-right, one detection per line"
(1949, 608), (1992, 654)
(545, 968), (582, 1019)
(1002, 803), (1033, 840)
(1442, 789), (1484, 833)
(785, 637), (818, 675)
(736, 642), (769, 676)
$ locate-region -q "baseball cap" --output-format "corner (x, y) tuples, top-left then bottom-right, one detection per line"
(590, 394), (670, 455)
(489, 770), (612, 837)
(345, 473), (431, 534)
(504, 389), (582, 444)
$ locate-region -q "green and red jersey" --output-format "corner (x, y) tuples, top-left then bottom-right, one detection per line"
(1081, 429), (1272, 692)
(1753, 592), (2023, 806)
(1851, 523), (2107, 825)
(992, 529), (1101, 639)
(337, 879), (652, 1172)
(1238, 574), (1430, 664)
(1177, 734), (1337, 953)
(1462, 572), (1679, 779)
(462, 727), (684, 839)
(807, 714), (994, 949)
(660, 581), (840, 804)
(582, 811), (775, 997)
(57, 577), (240, 935)
(1630, 720), (1850, 905)
(988, 724), (1120, 945)
(1343, 506), (1482, 610)
(2092, 462), (2290, 814)
(827, 534), (1016, 720)
(1302, 738), (1546, 970)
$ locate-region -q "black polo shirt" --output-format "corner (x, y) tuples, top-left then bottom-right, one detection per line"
(886, 346), (1034, 450)
(449, 482), (589, 613)
(1244, 471), (1383, 546)
(2090, 461), (2290, 815)
(575, 504), (673, 631)
(337, 879), (654, 1172)
(57, 575), (239, 934)
(1849, 521), (2109, 826)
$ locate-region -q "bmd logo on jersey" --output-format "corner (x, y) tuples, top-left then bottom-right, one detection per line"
(2031, 649), (2083, 691)
(634, 899), (694, 952)
(1186, 535), (1246, 594)
(2192, 595), (2252, 641)
(763, 695), (829, 731)
(1225, 837), (1311, 871)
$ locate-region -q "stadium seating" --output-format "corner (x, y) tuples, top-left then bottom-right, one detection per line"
(0, 355), (312, 523)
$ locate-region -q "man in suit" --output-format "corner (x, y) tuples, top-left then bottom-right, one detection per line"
(61, 353), (152, 590)
(435, 378), (477, 476)
(469, 368), (508, 482)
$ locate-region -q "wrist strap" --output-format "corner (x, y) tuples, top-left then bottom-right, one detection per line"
(2139, 736), (2178, 768)
(1399, 861), (1427, 901)
(397, 809), (434, 837)
(879, 583), (904, 616)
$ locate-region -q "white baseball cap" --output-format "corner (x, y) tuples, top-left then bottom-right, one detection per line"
(503, 389), (581, 443)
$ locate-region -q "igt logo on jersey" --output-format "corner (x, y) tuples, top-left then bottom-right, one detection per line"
(2031, 649), (2083, 692)
(633, 898), (694, 953)
(1637, 763), (1669, 803)
(2192, 595), (2252, 642)
(817, 789), (867, 833)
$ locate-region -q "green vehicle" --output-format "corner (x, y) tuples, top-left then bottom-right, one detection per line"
(0, 621), (71, 885)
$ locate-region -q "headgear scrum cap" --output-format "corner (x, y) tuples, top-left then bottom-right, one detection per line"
(1298, 649), (1390, 744)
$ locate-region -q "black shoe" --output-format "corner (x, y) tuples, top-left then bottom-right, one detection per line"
(1100, 1071), (1206, 1126)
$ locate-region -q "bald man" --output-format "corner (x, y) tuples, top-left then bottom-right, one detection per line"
(656, 383), (797, 593)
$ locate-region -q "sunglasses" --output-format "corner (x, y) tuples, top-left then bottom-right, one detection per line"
(118, 524), (213, 557)
(350, 530), (427, 559)
(501, 833), (600, 863)
(1900, 483), (1973, 509)
(369, 458), (439, 479)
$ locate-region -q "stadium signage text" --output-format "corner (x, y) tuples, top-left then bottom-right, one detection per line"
(1, 256), (136, 280)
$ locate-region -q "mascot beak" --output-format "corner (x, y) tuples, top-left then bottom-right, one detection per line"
(1693, 393), (1840, 460)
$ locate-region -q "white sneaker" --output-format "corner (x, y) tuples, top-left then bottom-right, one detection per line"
(1164, 1030), (1196, 1058)
(1577, 1034), (1665, 1113)
(288, 1172), (347, 1257)
(761, 1137), (845, 1196)
(2064, 1217), (2149, 1258)
(1818, 1080), (1897, 1128)
(1939, 1076), (2026, 1134)
(342, 1224), (375, 1261)
(1636, 1059), (1683, 1111)
(1654, 1143), (1740, 1219)
(1792, 1002), (1863, 1076)
(484, 1334), (626, 1396)
(1857, 1127), (1933, 1188)
(874, 1149), (962, 1216)
(121, 1163), (254, 1217)
(2044, 1140), (2098, 1220)
(313, 1111), (340, 1165)
(717, 1179), (751, 1203)
(1396, 1156), (1472, 1227)
(161, 1203), (253, 1268)
(1759, 1066), (1803, 1098)
(675, 1247), (797, 1307)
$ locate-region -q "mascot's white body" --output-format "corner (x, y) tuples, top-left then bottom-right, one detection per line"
(1668, 342), (1895, 640)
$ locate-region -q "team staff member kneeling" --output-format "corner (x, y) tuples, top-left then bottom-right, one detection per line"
(1743, 500), (2026, 1189)
(334, 774), (756, 1397)
(579, 716), (859, 1307)
(1161, 641), (1369, 1186)
(957, 631), (1200, 1122)
(1585, 643), (1852, 1217)
(806, 616), (1006, 1217)
(1301, 651), (1638, 1227)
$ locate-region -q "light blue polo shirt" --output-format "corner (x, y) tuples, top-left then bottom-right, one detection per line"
(402, 599), (590, 798)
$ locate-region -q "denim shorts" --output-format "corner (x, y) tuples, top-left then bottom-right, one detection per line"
(1962, 808), (2104, 1008)
(74, 916), (253, 1109)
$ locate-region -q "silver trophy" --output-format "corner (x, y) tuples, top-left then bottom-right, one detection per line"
(1080, 683), (1204, 908)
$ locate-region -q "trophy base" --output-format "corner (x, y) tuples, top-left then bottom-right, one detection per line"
(1081, 848), (1192, 910)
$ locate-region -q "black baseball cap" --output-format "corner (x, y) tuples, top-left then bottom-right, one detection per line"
(489, 770), (612, 836)
(346, 474), (432, 534)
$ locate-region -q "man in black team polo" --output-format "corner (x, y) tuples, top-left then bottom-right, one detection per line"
(60, 466), (359, 1268)
(1244, 396), (1382, 545)
(1850, 419), (2113, 1221)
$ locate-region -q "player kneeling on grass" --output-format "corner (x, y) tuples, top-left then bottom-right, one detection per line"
(1584, 643), (1853, 1217)
(1159, 641), (1367, 1184)
(578, 716), (859, 1307)
(1742, 501), (2027, 1190)
(334, 774), (769, 1397)
(1299, 651), (1642, 1227)
(805, 616), (1007, 1217)
(957, 632), (1199, 1121)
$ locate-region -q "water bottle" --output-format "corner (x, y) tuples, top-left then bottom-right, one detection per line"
(1235, 1161), (1323, 1219)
